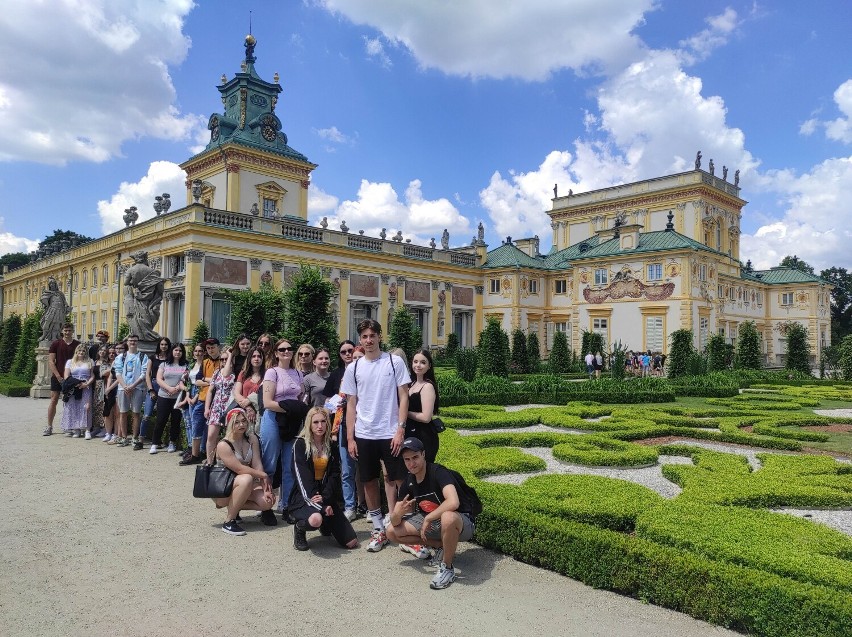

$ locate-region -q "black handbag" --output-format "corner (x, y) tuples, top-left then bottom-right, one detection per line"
(431, 417), (446, 433)
(192, 442), (236, 498)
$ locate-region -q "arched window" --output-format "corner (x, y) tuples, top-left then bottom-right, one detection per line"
(91, 267), (97, 288)
(82, 270), (88, 289)
(103, 264), (109, 285)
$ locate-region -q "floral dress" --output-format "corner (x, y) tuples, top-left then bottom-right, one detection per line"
(60, 361), (93, 432)
(92, 362), (111, 431)
(207, 369), (236, 427)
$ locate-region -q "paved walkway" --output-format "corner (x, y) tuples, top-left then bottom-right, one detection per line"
(0, 395), (739, 637)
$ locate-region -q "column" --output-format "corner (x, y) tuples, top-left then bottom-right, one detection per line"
(250, 258), (262, 290)
(381, 274), (391, 330)
(474, 285), (484, 338)
(226, 164), (240, 212)
(183, 249), (205, 342)
(431, 280), (441, 344)
(338, 269), (350, 341)
(271, 261), (284, 289)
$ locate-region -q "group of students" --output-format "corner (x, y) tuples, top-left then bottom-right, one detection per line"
(42, 319), (476, 590)
(625, 351), (666, 377)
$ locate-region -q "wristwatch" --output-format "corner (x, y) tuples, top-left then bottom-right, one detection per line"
(397, 422), (406, 430)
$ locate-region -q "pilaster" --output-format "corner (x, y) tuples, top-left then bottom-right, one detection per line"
(183, 249), (205, 340)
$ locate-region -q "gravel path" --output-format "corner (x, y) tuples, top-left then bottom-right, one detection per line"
(770, 508), (852, 537)
(814, 408), (852, 418)
(0, 395), (741, 637)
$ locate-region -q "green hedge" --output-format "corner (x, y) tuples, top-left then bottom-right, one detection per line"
(0, 374), (30, 397)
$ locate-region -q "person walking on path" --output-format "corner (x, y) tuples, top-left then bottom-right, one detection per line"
(341, 319), (410, 552)
(44, 323), (80, 436)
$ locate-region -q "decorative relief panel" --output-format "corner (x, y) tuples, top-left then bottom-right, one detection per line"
(452, 286), (474, 307)
(350, 274), (379, 298)
(404, 280), (431, 303)
(203, 257), (247, 285)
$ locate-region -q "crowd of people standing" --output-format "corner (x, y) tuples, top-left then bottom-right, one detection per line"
(40, 319), (473, 590)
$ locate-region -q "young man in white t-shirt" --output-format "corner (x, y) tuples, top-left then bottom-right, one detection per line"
(341, 319), (411, 552)
(113, 334), (149, 449)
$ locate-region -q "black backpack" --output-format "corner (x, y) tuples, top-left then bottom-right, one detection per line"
(447, 468), (483, 521)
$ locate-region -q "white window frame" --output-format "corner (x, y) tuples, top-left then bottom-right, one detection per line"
(489, 278), (500, 294)
(529, 279), (538, 294)
(645, 316), (664, 352)
(555, 279), (567, 294)
(698, 264), (707, 282)
(594, 268), (608, 286)
(781, 292), (794, 306)
(647, 263), (662, 281)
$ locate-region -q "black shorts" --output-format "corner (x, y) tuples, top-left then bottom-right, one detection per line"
(51, 376), (62, 393)
(355, 437), (406, 482)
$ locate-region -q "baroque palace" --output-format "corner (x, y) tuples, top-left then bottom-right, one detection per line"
(0, 37), (831, 366)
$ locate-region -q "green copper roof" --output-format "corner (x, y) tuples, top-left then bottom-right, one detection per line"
(482, 243), (552, 270)
(743, 267), (827, 285)
(192, 37), (312, 165)
(569, 230), (715, 261)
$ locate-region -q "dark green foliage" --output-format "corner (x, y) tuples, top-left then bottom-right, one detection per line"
(117, 321), (130, 341)
(226, 283), (286, 344)
(0, 251), (30, 272)
(190, 320), (209, 349)
(580, 330), (592, 359)
(548, 330), (571, 374)
(11, 309), (42, 381)
(785, 323), (812, 375)
(610, 340), (627, 380)
(736, 321), (762, 370)
(838, 335), (852, 381)
(445, 332), (459, 361)
(510, 329), (528, 374)
(283, 264), (338, 349)
(388, 306), (422, 362)
(0, 373), (30, 396)
(706, 333), (729, 372)
(0, 314), (22, 373)
(668, 329), (694, 378)
(526, 331), (541, 373)
(455, 347), (478, 382)
(779, 255), (815, 275)
(821, 266), (852, 342)
(39, 229), (94, 251)
(477, 317), (509, 378)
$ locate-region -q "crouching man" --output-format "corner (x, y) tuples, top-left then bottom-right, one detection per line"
(386, 437), (479, 590)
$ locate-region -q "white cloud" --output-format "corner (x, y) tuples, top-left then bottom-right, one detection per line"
(96, 161), (187, 234)
(364, 36), (391, 68)
(307, 185), (340, 217)
(825, 80), (852, 144)
(0, 0), (203, 165)
(0, 217), (39, 256)
(314, 126), (357, 151)
(319, 0), (654, 80)
(314, 178), (470, 245)
(678, 7), (740, 65)
(740, 156), (852, 271)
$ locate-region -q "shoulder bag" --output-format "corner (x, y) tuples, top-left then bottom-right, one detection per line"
(193, 441), (236, 498)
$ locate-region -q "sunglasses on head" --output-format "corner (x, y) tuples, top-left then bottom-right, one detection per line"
(277, 346), (293, 353)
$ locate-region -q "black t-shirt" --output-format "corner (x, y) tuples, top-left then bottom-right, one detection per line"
(397, 463), (471, 515)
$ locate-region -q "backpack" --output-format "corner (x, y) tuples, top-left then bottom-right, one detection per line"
(447, 468), (483, 521)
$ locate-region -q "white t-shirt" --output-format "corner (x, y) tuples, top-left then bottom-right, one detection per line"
(584, 353), (594, 366)
(340, 352), (411, 440)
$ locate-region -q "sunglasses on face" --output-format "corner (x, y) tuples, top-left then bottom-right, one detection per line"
(298, 352), (312, 357)
(340, 348), (354, 354)
(277, 346), (293, 353)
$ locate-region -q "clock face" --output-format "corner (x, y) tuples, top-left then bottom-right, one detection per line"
(261, 125), (276, 142)
(211, 125), (220, 141)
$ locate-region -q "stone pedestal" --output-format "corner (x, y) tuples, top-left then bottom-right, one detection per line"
(30, 346), (53, 399)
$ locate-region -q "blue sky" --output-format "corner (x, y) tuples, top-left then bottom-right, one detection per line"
(1, 0), (851, 271)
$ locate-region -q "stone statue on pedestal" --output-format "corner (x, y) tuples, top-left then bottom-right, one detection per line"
(38, 277), (70, 345)
(124, 251), (164, 342)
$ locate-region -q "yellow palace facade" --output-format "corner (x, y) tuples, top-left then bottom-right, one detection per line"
(0, 38), (831, 367)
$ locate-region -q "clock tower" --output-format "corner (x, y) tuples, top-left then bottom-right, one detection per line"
(180, 35), (316, 220)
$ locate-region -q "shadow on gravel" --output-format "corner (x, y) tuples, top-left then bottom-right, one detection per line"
(391, 544), (500, 587)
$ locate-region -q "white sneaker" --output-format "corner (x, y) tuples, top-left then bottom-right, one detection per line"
(400, 544), (431, 559)
(366, 529), (388, 552)
(166, 443), (177, 453)
(344, 509), (356, 522)
(430, 562), (456, 590)
(149, 444), (158, 454)
(84, 430), (92, 440)
(103, 433), (113, 443)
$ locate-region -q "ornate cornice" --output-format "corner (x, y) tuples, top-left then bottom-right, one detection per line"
(339, 269), (350, 280)
(271, 261), (283, 272)
(184, 249), (205, 263)
(183, 147), (314, 179)
(551, 187), (742, 222)
(250, 258), (263, 270)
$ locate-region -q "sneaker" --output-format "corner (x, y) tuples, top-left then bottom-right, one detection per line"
(344, 509), (357, 522)
(149, 444), (158, 454)
(401, 544), (431, 560)
(260, 510), (278, 527)
(132, 439), (144, 451)
(42, 427), (53, 436)
(366, 529), (388, 552)
(117, 437), (130, 447)
(293, 524), (309, 551)
(427, 548), (444, 568)
(222, 520), (246, 536)
(356, 503), (368, 518)
(179, 454), (203, 466)
(102, 433), (113, 443)
(66, 431), (74, 437)
(84, 431), (92, 440)
(430, 562), (456, 590)
(180, 450), (192, 461)
(383, 513), (392, 528)
(166, 443), (177, 453)
(71, 431), (80, 439)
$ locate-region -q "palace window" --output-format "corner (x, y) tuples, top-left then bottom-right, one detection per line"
(782, 292), (794, 306)
(210, 298), (232, 343)
(756, 292), (763, 305)
(101, 310), (108, 331)
(91, 267), (97, 288)
(82, 271), (87, 289)
(645, 316), (664, 352)
(698, 264), (707, 282)
(555, 279), (567, 294)
(592, 317), (608, 350)
(699, 317), (709, 350)
(718, 284), (724, 298)
(716, 225), (722, 251)
(647, 264), (662, 281)
(103, 264), (109, 285)
(489, 278), (500, 294)
(171, 255), (186, 277)
(262, 197), (277, 217)
(529, 279), (538, 294)
(594, 268), (608, 286)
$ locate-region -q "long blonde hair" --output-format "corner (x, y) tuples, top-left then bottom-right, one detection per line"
(300, 406), (331, 458)
(71, 344), (93, 369)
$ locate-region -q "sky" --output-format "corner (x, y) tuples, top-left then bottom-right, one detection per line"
(1, 0), (851, 272)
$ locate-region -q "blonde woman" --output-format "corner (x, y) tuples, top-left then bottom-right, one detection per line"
(289, 407), (357, 551)
(61, 344), (94, 438)
(295, 343), (316, 374)
(213, 408), (275, 536)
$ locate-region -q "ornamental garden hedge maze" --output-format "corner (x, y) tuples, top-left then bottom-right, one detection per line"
(437, 383), (852, 637)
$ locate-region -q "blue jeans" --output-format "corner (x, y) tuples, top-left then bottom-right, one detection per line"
(190, 401), (206, 453)
(259, 409), (294, 511)
(338, 424), (357, 512)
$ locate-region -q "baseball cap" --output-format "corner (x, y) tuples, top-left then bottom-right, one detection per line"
(401, 437), (424, 453)
(204, 338), (221, 346)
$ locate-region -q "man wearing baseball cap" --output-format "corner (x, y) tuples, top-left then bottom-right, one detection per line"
(386, 437), (479, 590)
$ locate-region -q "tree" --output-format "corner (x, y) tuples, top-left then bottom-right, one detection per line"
(548, 330), (571, 374)
(821, 266), (852, 342)
(0, 314), (22, 373)
(226, 283), (287, 344)
(785, 322), (812, 375)
(668, 329), (694, 378)
(477, 317), (509, 378)
(610, 340), (627, 380)
(526, 331), (541, 373)
(735, 321), (762, 370)
(0, 252), (30, 272)
(11, 309), (42, 380)
(39, 229), (94, 251)
(388, 306), (422, 362)
(510, 329), (529, 374)
(779, 255), (815, 275)
(455, 347), (477, 382)
(117, 321), (130, 341)
(838, 335), (852, 381)
(445, 333), (459, 361)
(283, 264), (338, 349)
(190, 320), (209, 350)
(706, 333), (729, 372)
